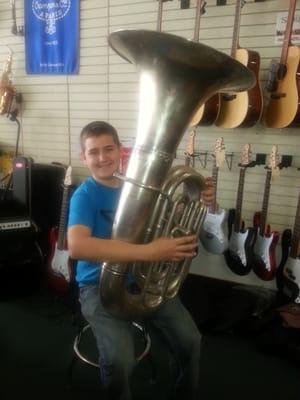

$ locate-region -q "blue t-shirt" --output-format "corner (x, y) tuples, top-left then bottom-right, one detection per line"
(68, 177), (121, 287)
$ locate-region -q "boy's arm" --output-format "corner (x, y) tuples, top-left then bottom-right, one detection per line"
(67, 224), (197, 263)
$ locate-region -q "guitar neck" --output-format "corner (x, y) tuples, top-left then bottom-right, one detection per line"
(57, 187), (70, 250)
(193, 0), (202, 42)
(157, 0), (163, 32)
(280, 0), (297, 65)
(210, 163), (219, 213)
(231, 0), (242, 58)
(259, 169), (272, 235)
(234, 167), (246, 232)
(291, 191), (300, 258)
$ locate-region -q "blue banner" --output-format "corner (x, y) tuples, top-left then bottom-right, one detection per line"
(25, 1), (79, 74)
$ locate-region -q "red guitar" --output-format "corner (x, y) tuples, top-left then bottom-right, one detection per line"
(47, 166), (72, 294)
(251, 146), (280, 281)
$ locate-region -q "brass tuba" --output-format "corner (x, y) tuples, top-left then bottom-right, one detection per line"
(100, 30), (255, 319)
(0, 47), (16, 116)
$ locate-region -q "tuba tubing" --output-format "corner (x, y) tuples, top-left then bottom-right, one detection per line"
(99, 29), (255, 319)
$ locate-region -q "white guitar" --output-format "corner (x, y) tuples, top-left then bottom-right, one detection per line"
(224, 144), (256, 275)
(283, 187), (300, 303)
(200, 137), (228, 254)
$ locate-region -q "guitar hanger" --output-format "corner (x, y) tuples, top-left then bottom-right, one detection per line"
(10, 0), (24, 36)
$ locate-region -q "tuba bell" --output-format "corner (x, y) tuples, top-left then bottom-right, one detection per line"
(100, 29), (255, 319)
(0, 47), (16, 116)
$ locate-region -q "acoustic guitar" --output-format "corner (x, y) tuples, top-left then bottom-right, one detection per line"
(215, 0), (263, 129)
(251, 146), (280, 281)
(264, 0), (300, 128)
(199, 137), (228, 254)
(47, 166), (72, 294)
(224, 144), (256, 275)
(189, 0), (220, 127)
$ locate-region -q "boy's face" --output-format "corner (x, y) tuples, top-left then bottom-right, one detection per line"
(81, 134), (121, 185)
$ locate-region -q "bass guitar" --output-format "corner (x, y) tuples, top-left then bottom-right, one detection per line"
(282, 188), (300, 303)
(215, 0), (263, 128)
(189, 0), (219, 127)
(264, 0), (300, 128)
(251, 146), (280, 280)
(224, 144), (256, 275)
(200, 137), (228, 254)
(47, 165), (72, 294)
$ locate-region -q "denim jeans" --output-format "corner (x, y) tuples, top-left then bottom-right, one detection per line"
(79, 285), (201, 400)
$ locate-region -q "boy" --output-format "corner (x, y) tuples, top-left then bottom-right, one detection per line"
(68, 121), (214, 400)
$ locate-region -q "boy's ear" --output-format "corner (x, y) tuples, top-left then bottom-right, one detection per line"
(80, 151), (87, 164)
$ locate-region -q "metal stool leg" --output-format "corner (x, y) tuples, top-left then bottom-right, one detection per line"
(73, 322), (151, 368)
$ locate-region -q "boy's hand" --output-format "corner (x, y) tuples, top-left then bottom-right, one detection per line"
(145, 235), (197, 262)
(201, 176), (215, 207)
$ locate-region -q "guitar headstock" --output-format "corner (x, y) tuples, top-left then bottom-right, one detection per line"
(239, 143), (255, 168)
(267, 145), (280, 177)
(64, 165), (72, 186)
(185, 128), (196, 157)
(214, 137), (226, 168)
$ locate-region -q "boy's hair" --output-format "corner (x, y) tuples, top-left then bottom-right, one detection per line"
(80, 121), (121, 150)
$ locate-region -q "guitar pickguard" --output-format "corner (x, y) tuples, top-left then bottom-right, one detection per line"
(200, 209), (228, 254)
(224, 229), (255, 276)
(228, 230), (248, 266)
(253, 232), (274, 271)
(51, 244), (70, 282)
(283, 257), (300, 303)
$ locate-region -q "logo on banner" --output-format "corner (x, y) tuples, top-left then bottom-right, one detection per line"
(32, 0), (71, 35)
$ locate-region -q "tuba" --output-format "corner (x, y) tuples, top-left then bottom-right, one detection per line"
(0, 47), (16, 116)
(100, 30), (255, 319)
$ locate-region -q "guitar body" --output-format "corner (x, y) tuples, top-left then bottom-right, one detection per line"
(190, 94), (220, 126)
(251, 228), (279, 281)
(265, 46), (300, 128)
(47, 226), (70, 294)
(283, 256), (300, 303)
(216, 48), (263, 128)
(199, 208), (228, 254)
(224, 228), (255, 275)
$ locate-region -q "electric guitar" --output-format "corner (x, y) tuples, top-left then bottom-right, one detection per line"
(200, 137), (228, 254)
(251, 146), (280, 281)
(215, 0), (263, 128)
(47, 166), (72, 294)
(189, 0), (220, 127)
(264, 0), (300, 128)
(224, 144), (256, 275)
(282, 188), (300, 303)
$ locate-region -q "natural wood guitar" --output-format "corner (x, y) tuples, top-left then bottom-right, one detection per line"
(215, 0), (263, 129)
(189, 0), (220, 127)
(264, 0), (300, 128)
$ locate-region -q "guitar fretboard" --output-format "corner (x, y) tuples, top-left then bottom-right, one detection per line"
(291, 191), (300, 258)
(57, 187), (71, 250)
(234, 167), (246, 232)
(210, 162), (218, 214)
(280, 0), (297, 66)
(259, 169), (272, 235)
(231, 0), (243, 58)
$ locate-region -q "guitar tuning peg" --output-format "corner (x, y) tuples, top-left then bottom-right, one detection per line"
(278, 155), (292, 169)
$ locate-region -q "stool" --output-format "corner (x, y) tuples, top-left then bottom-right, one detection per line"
(73, 321), (152, 368)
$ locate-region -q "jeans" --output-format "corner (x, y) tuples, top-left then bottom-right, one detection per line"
(79, 285), (201, 400)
